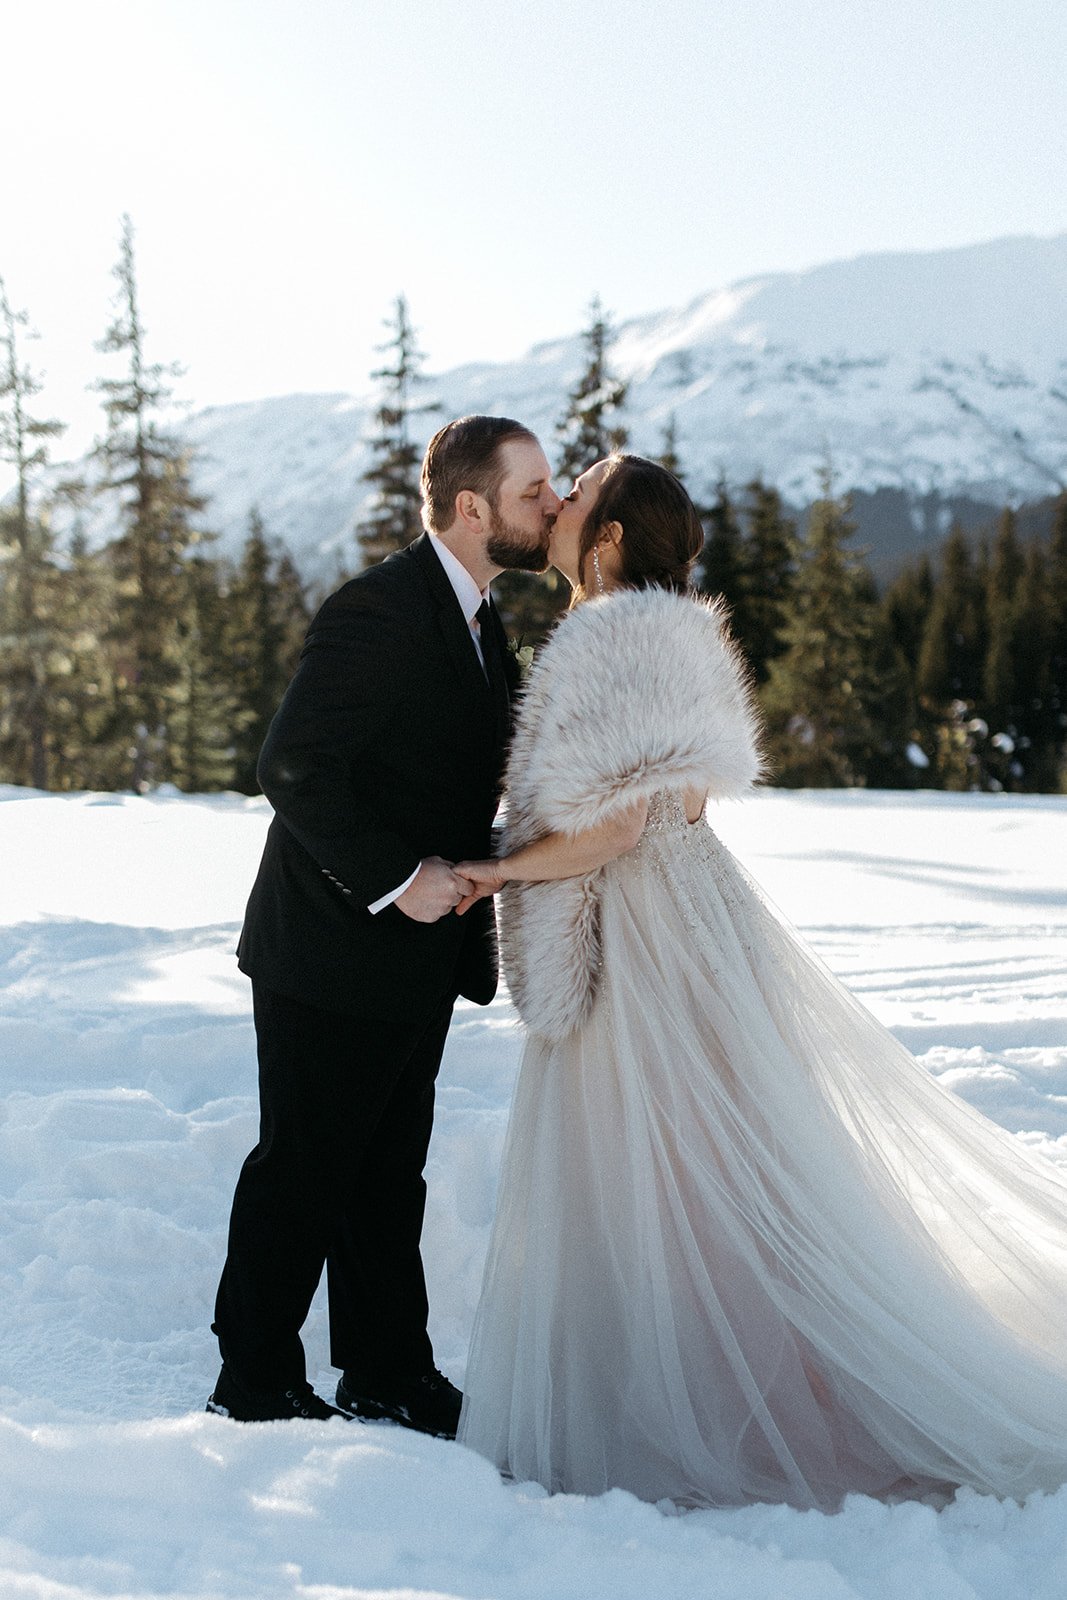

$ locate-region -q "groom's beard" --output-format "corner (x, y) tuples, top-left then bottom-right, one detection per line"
(486, 507), (552, 573)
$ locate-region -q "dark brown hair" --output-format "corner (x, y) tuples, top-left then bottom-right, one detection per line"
(574, 454), (704, 601)
(420, 415), (537, 533)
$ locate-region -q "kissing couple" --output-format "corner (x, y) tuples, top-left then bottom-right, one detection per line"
(210, 414), (1067, 1512)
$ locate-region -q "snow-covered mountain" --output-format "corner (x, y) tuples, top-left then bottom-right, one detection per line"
(68, 234), (1067, 577)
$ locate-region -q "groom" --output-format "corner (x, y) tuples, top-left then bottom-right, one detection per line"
(209, 415), (560, 1429)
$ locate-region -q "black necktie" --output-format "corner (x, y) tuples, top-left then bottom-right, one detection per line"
(476, 599), (511, 742)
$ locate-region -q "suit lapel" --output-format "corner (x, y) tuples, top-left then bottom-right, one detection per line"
(407, 535), (495, 713)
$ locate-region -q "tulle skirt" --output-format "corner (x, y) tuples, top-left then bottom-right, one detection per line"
(458, 797), (1067, 1510)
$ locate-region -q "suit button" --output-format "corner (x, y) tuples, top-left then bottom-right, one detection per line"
(342, 888), (352, 896)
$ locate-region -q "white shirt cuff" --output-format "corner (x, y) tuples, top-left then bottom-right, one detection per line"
(368, 863), (421, 914)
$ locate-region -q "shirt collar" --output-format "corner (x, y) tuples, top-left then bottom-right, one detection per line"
(427, 533), (490, 625)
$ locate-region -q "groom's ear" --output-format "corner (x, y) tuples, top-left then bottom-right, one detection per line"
(455, 489), (488, 533)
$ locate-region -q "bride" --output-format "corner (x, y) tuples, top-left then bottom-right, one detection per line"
(453, 453), (1067, 1512)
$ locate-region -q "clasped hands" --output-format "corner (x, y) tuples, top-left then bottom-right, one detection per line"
(395, 855), (505, 923)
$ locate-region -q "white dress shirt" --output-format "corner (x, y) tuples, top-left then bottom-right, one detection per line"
(367, 535), (491, 913)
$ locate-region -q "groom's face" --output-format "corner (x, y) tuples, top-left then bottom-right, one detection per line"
(485, 438), (561, 574)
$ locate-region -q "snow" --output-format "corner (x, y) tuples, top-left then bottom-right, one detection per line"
(44, 232), (1067, 577)
(2, 784), (1067, 1598)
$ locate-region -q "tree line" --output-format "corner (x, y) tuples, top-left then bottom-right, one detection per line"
(2, 224), (1065, 795)
(1, 219), (309, 794)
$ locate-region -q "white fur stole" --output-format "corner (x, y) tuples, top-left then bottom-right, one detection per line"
(498, 586), (763, 1041)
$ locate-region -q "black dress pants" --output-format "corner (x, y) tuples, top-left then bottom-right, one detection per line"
(213, 981), (455, 1390)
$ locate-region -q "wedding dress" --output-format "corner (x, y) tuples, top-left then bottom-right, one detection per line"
(459, 788), (1067, 1510)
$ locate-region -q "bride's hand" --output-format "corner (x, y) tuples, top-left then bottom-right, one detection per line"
(453, 859), (507, 915)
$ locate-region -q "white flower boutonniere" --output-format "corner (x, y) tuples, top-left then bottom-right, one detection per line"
(508, 641), (536, 678)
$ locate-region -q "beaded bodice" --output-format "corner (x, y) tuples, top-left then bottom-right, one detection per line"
(643, 788), (703, 835)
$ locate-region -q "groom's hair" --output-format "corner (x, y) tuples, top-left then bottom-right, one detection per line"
(421, 415), (537, 532)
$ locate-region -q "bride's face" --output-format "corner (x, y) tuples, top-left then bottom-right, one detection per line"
(548, 459), (612, 586)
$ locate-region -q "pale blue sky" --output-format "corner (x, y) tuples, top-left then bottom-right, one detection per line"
(3, 0), (1066, 457)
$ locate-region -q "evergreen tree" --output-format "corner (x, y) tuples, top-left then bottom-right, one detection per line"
(916, 525), (986, 709)
(657, 415), (682, 478)
(929, 698), (994, 792)
(1048, 494), (1067, 786)
(1006, 537), (1059, 791)
(761, 474), (879, 786)
(697, 477), (745, 604)
(490, 566), (569, 650)
(555, 296), (628, 482)
(355, 295), (439, 567)
(0, 277), (65, 788)
(170, 553), (239, 792)
(694, 479), (796, 688)
(982, 507), (1026, 732)
(226, 507), (309, 793)
(273, 550), (310, 658)
(860, 566), (921, 789)
(738, 478), (797, 685)
(45, 529), (119, 791)
(880, 553), (934, 680)
(94, 215), (207, 790)
(877, 553), (935, 778)
(914, 526), (989, 789)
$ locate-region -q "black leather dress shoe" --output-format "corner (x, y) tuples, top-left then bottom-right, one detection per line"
(335, 1368), (462, 1439)
(206, 1364), (346, 1422)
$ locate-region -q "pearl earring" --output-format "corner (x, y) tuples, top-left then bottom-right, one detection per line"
(592, 545), (605, 595)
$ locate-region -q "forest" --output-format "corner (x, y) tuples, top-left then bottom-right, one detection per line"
(3, 220), (1066, 796)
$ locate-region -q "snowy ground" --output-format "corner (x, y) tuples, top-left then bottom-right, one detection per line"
(2, 785), (1067, 1600)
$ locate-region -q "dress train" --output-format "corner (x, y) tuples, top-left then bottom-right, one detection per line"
(459, 793), (1067, 1510)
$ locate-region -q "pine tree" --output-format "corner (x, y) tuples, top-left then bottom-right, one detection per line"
(44, 528), (119, 791)
(761, 474), (879, 786)
(555, 296), (628, 482)
(877, 553), (935, 777)
(917, 531), (978, 785)
(694, 479), (797, 688)
(490, 567), (569, 650)
(697, 477), (745, 601)
(1007, 538), (1059, 790)
(657, 415), (682, 478)
(738, 478), (797, 685)
(0, 277), (66, 788)
(1048, 494), (1067, 787)
(880, 553), (934, 682)
(915, 526), (990, 789)
(916, 526), (986, 708)
(170, 554), (238, 791)
(859, 566), (922, 789)
(695, 477), (757, 668)
(226, 507), (309, 793)
(355, 296), (439, 567)
(273, 551), (310, 661)
(982, 507), (1026, 733)
(93, 215), (207, 790)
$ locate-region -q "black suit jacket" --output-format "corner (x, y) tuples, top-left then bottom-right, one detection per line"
(237, 535), (519, 1019)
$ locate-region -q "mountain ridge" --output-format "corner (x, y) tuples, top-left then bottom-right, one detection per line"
(52, 232), (1067, 578)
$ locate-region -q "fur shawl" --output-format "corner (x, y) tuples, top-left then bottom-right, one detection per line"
(498, 585), (763, 1041)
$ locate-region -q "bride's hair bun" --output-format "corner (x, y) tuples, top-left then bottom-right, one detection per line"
(577, 455), (704, 597)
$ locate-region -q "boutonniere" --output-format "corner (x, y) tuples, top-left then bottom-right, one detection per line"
(507, 640), (536, 678)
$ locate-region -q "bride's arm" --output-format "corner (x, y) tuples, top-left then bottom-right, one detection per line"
(454, 797), (648, 912)
(683, 783), (708, 823)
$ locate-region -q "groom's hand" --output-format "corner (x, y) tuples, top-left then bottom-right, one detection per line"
(395, 856), (475, 923)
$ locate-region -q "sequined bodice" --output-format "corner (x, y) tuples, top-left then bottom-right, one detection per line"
(629, 788), (755, 957)
(643, 788), (703, 835)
